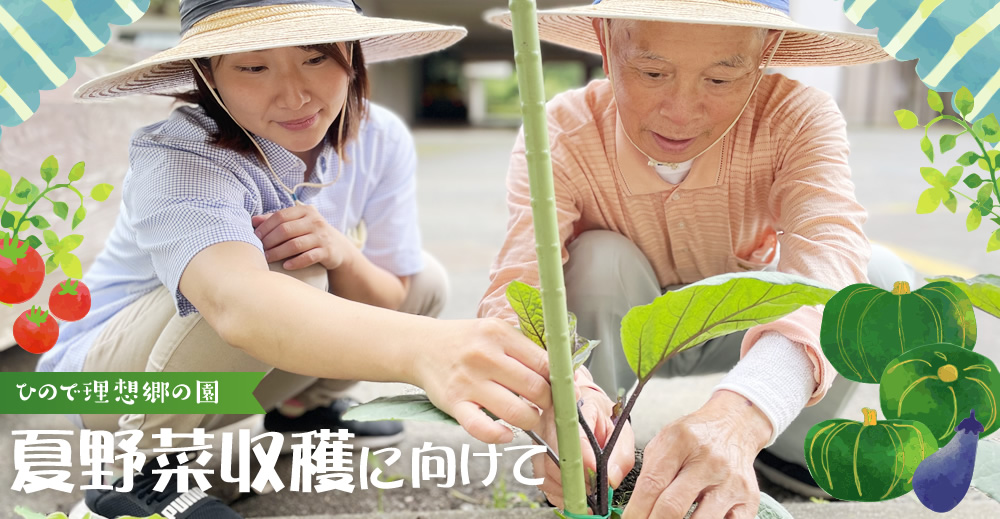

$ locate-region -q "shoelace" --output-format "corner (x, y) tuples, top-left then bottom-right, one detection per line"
(126, 460), (184, 506)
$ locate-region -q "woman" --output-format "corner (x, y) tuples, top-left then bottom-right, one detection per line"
(38, 1), (551, 517)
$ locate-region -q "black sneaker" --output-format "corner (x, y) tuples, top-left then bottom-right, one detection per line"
(262, 397), (405, 453)
(753, 448), (836, 500)
(84, 455), (243, 519)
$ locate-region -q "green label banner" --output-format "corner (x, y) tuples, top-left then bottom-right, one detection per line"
(0, 372), (266, 415)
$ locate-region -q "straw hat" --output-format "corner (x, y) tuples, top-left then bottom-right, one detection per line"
(485, 0), (892, 67)
(75, 0), (467, 101)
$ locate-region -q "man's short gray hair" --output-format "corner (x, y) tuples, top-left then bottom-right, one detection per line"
(605, 19), (769, 60)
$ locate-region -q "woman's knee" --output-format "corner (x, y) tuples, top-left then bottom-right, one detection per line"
(398, 252), (449, 317)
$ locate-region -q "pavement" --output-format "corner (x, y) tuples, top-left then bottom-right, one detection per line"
(3, 55), (1000, 518)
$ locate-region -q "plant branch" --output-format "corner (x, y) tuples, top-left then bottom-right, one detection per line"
(601, 379), (645, 469)
(12, 183), (84, 241)
(950, 189), (1000, 220)
(577, 402), (607, 515)
(525, 429), (560, 468)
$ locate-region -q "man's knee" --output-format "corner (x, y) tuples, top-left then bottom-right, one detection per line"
(866, 243), (916, 291)
(565, 230), (658, 301)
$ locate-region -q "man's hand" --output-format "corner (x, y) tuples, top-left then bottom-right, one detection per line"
(623, 390), (772, 519)
(534, 369), (636, 509)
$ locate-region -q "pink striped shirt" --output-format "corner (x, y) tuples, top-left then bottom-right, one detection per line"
(478, 75), (871, 406)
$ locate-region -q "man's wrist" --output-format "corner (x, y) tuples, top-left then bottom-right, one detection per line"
(708, 389), (773, 451)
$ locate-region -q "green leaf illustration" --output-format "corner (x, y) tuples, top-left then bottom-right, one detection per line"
(39, 156), (58, 183)
(1, 211), (14, 229)
(982, 114), (1000, 143)
(940, 134), (958, 153)
(968, 208), (983, 231)
(989, 230), (1000, 253)
(978, 183), (994, 204)
(621, 272), (834, 380)
(72, 206), (86, 230)
(51, 201), (68, 220)
(920, 135), (934, 162)
(44, 255), (59, 275)
(58, 234), (84, 253)
(965, 173), (985, 188)
(10, 178), (38, 205)
(58, 252), (83, 279)
(927, 275), (1000, 319)
(959, 151), (981, 167)
(920, 166), (946, 188)
(68, 161), (86, 182)
(0, 169), (11, 197)
(956, 86), (976, 117)
(945, 166), (963, 187)
(90, 183), (114, 202)
(4, 211), (31, 233)
(927, 90), (944, 112)
(979, 150), (1000, 172)
(894, 109), (920, 129)
(28, 215), (50, 230)
(973, 439), (1000, 504)
(342, 394), (458, 426)
(42, 230), (59, 250)
(24, 235), (41, 251)
(943, 191), (958, 213)
(506, 280), (546, 348)
(979, 197), (995, 216)
(917, 187), (943, 214)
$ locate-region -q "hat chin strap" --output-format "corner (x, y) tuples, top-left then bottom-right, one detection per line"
(187, 43), (353, 206)
(602, 19), (785, 169)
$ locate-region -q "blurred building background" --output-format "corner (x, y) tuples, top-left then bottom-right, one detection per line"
(118, 0), (946, 128)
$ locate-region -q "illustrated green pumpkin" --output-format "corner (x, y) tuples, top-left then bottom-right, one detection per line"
(820, 280), (976, 383)
(804, 408), (939, 502)
(880, 342), (999, 445)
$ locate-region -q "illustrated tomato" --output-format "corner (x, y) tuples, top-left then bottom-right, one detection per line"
(49, 279), (91, 321)
(13, 306), (59, 354)
(0, 237), (45, 304)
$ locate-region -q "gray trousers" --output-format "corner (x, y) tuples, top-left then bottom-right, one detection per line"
(564, 230), (914, 466)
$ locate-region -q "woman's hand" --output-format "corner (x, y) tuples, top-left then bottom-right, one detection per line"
(416, 318), (554, 444)
(252, 205), (357, 271)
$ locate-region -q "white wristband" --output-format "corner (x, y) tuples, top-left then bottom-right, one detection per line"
(712, 331), (815, 448)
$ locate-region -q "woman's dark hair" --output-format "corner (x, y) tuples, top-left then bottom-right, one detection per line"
(170, 42), (369, 157)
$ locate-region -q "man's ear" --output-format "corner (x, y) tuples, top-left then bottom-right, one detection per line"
(761, 29), (782, 62)
(593, 18), (611, 77)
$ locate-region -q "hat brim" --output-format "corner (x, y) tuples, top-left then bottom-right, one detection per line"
(484, 1), (892, 68)
(75, 5), (467, 101)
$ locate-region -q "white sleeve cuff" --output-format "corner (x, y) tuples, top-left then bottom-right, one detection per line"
(712, 331), (815, 448)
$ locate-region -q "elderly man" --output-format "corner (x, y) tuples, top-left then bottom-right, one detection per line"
(479, 0), (910, 517)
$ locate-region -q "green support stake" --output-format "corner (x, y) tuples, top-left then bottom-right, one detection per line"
(508, 0), (589, 515)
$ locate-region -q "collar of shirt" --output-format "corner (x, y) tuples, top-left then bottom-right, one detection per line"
(610, 109), (725, 196)
(252, 135), (340, 200)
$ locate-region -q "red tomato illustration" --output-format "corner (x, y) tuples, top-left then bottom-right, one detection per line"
(49, 279), (91, 321)
(13, 306), (59, 354)
(0, 238), (45, 304)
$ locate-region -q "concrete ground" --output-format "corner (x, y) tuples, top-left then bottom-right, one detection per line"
(2, 60), (1000, 518)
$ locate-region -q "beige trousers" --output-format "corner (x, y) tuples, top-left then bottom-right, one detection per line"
(80, 253), (448, 451)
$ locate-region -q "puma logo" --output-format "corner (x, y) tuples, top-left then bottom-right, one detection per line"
(160, 487), (209, 519)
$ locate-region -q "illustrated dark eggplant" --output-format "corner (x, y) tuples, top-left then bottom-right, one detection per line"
(912, 409), (985, 513)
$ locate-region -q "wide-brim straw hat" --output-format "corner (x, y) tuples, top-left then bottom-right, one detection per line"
(75, 0), (467, 101)
(484, 0), (892, 67)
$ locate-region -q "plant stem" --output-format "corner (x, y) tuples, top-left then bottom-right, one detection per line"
(524, 429), (560, 468)
(927, 115), (1000, 204)
(601, 379), (645, 470)
(508, 0), (588, 514)
(12, 183), (84, 241)
(950, 189), (1000, 220)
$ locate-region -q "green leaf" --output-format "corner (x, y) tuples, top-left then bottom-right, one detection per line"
(945, 166), (964, 187)
(50, 200), (69, 220)
(981, 197), (995, 216)
(972, 439), (1000, 502)
(940, 134), (958, 153)
(10, 178), (39, 204)
(573, 339), (600, 371)
(89, 183), (114, 202)
(45, 255), (59, 275)
(993, 216), (1000, 226)
(920, 135), (935, 162)
(980, 150), (1000, 172)
(927, 90), (944, 112)
(72, 206), (86, 230)
(982, 114), (1000, 143)
(58, 252), (83, 279)
(959, 151), (981, 166)
(990, 230), (1000, 253)
(978, 183), (994, 204)
(0, 169), (11, 197)
(58, 234), (84, 252)
(68, 161), (86, 182)
(24, 235), (41, 251)
(965, 173), (985, 188)
(894, 109), (920, 130)
(917, 187), (943, 214)
(5, 211), (31, 233)
(43, 230), (59, 250)
(39, 156), (58, 183)
(956, 86), (975, 117)
(756, 492), (796, 519)
(920, 167), (946, 187)
(928, 275), (1000, 321)
(28, 215), (50, 230)
(943, 191), (958, 213)
(342, 394), (458, 426)
(1, 211), (14, 229)
(621, 272), (834, 380)
(968, 208), (983, 231)
(506, 280), (546, 348)
(13, 506), (49, 519)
